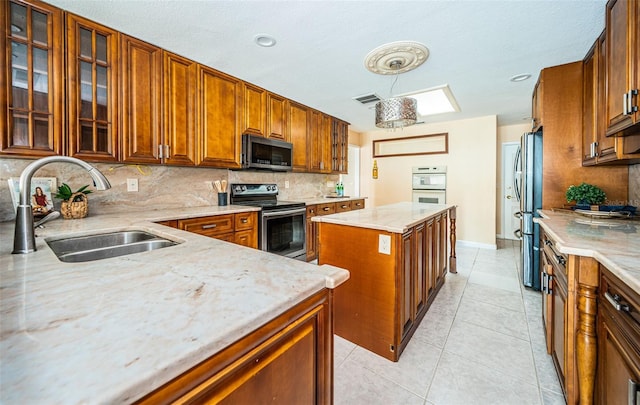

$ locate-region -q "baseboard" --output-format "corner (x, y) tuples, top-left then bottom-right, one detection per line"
(456, 240), (497, 250)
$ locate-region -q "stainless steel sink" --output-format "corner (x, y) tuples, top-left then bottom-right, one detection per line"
(46, 230), (179, 263)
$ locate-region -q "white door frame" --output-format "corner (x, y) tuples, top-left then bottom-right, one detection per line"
(501, 142), (520, 240)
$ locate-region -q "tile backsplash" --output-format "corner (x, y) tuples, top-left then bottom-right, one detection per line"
(0, 158), (339, 222)
(630, 164), (640, 206)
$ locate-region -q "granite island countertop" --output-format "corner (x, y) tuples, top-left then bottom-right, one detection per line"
(0, 205), (349, 404)
(535, 209), (640, 294)
(311, 202), (455, 233)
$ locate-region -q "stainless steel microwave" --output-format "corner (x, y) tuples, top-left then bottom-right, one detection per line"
(241, 134), (293, 171)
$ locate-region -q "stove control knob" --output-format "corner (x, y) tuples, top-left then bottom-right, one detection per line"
(241, 185), (247, 191)
(272, 185), (278, 191)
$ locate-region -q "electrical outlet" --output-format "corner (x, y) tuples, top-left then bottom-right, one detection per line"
(378, 234), (391, 255)
(326, 181), (334, 188)
(284, 180), (290, 189)
(127, 178), (138, 192)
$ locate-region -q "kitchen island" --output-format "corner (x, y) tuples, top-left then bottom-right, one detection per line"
(534, 209), (640, 404)
(0, 205), (349, 404)
(313, 202), (457, 361)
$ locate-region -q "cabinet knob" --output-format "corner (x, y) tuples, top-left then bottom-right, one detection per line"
(628, 379), (639, 405)
(202, 224), (217, 229)
(241, 218), (248, 223)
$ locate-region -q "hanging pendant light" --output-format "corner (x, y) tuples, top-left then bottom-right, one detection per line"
(364, 41), (428, 129)
(374, 60), (418, 128)
(375, 96), (417, 128)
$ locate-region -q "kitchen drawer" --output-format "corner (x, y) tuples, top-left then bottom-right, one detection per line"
(235, 212), (256, 231)
(306, 205), (318, 218)
(235, 229), (257, 248)
(317, 202), (336, 215)
(155, 219), (178, 228)
(336, 201), (352, 212)
(351, 199), (365, 210)
(178, 214), (234, 237)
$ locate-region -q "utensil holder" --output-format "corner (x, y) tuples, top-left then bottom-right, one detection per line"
(218, 192), (228, 206)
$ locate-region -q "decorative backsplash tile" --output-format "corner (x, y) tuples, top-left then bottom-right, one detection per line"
(0, 158), (339, 222)
(630, 164), (640, 207)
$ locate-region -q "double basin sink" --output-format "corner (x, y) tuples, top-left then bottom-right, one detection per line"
(47, 230), (179, 263)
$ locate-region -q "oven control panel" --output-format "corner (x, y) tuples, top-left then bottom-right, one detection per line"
(231, 183), (278, 197)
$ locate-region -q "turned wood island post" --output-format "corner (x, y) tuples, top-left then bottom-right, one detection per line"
(314, 203), (457, 361)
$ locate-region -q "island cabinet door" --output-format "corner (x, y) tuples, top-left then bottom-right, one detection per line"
(136, 289), (333, 405)
(400, 229), (414, 339)
(426, 218), (435, 296)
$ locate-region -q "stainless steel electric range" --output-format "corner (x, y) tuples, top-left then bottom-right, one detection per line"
(230, 184), (306, 261)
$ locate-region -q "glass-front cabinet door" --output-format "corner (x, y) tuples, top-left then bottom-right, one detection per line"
(66, 14), (118, 161)
(1, 0), (63, 156)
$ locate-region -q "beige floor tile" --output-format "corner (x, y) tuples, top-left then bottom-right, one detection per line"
(413, 306), (457, 348)
(541, 388), (565, 405)
(426, 351), (541, 405)
(334, 334), (356, 367)
(334, 357), (425, 405)
(462, 282), (525, 312)
(444, 319), (536, 384)
(348, 332), (442, 398)
(468, 270), (521, 293)
(456, 296), (530, 340)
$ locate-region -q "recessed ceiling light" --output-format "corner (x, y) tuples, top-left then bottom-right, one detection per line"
(397, 85), (460, 117)
(254, 34), (276, 47)
(510, 73), (531, 82)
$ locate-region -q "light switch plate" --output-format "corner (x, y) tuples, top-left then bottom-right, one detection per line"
(127, 178), (138, 192)
(378, 234), (391, 255)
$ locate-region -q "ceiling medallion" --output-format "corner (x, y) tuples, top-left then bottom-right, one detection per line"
(364, 41), (429, 75)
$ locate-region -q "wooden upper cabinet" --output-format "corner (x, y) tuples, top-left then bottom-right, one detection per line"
(241, 83), (266, 136)
(605, 0), (640, 136)
(198, 65), (242, 168)
(288, 101), (310, 171)
(267, 92), (287, 140)
(582, 38), (598, 165)
(331, 118), (348, 174)
(1, 0), (64, 157)
(66, 13), (118, 162)
(120, 35), (162, 164)
(309, 110), (331, 173)
(531, 79), (543, 131)
(163, 51), (197, 166)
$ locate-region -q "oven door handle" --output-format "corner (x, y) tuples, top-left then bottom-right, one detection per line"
(261, 208), (307, 218)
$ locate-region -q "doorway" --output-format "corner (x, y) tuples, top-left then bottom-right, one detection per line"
(502, 142), (520, 240)
(343, 145), (360, 197)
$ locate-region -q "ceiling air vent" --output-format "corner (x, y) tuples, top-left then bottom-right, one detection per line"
(353, 93), (382, 105)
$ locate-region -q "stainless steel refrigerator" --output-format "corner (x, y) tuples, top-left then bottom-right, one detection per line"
(515, 131), (542, 290)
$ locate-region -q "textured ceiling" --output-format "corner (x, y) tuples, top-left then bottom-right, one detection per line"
(48, 0), (607, 132)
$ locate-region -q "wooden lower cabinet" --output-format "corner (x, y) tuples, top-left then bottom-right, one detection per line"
(136, 289), (334, 404)
(159, 212), (257, 249)
(318, 211), (449, 361)
(306, 199), (365, 262)
(597, 266), (640, 405)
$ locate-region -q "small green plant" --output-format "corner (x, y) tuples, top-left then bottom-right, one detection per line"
(55, 183), (92, 202)
(565, 182), (606, 205)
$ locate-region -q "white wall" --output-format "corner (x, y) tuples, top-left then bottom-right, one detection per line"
(359, 115), (498, 248)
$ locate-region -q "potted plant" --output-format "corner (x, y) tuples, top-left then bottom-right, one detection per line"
(55, 183), (92, 219)
(565, 182), (606, 209)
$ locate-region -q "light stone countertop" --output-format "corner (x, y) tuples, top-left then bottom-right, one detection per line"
(0, 205), (349, 404)
(311, 202), (455, 233)
(301, 196), (366, 205)
(536, 209), (640, 293)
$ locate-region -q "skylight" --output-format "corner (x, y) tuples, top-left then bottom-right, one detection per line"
(398, 84), (460, 117)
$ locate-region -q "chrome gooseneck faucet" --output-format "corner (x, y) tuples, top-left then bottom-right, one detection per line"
(12, 156), (111, 254)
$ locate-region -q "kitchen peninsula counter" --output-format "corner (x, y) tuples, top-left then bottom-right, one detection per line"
(0, 205), (349, 404)
(313, 202), (457, 361)
(535, 209), (640, 293)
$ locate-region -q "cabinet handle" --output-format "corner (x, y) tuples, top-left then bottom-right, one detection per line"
(605, 291), (630, 312)
(629, 89), (639, 114)
(202, 224), (217, 229)
(165, 144), (170, 159)
(628, 379), (639, 405)
(158, 144), (164, 159)
(341, 205), (348, 209)
(240, 218), (248, 223)
(542, 272), (547, 294)
(593, 141), (598, 157)
(323, 207), (330, 211)
(624, 93), (629, 115)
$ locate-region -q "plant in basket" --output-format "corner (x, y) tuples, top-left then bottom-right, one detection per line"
(55, 183), (92, 219)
